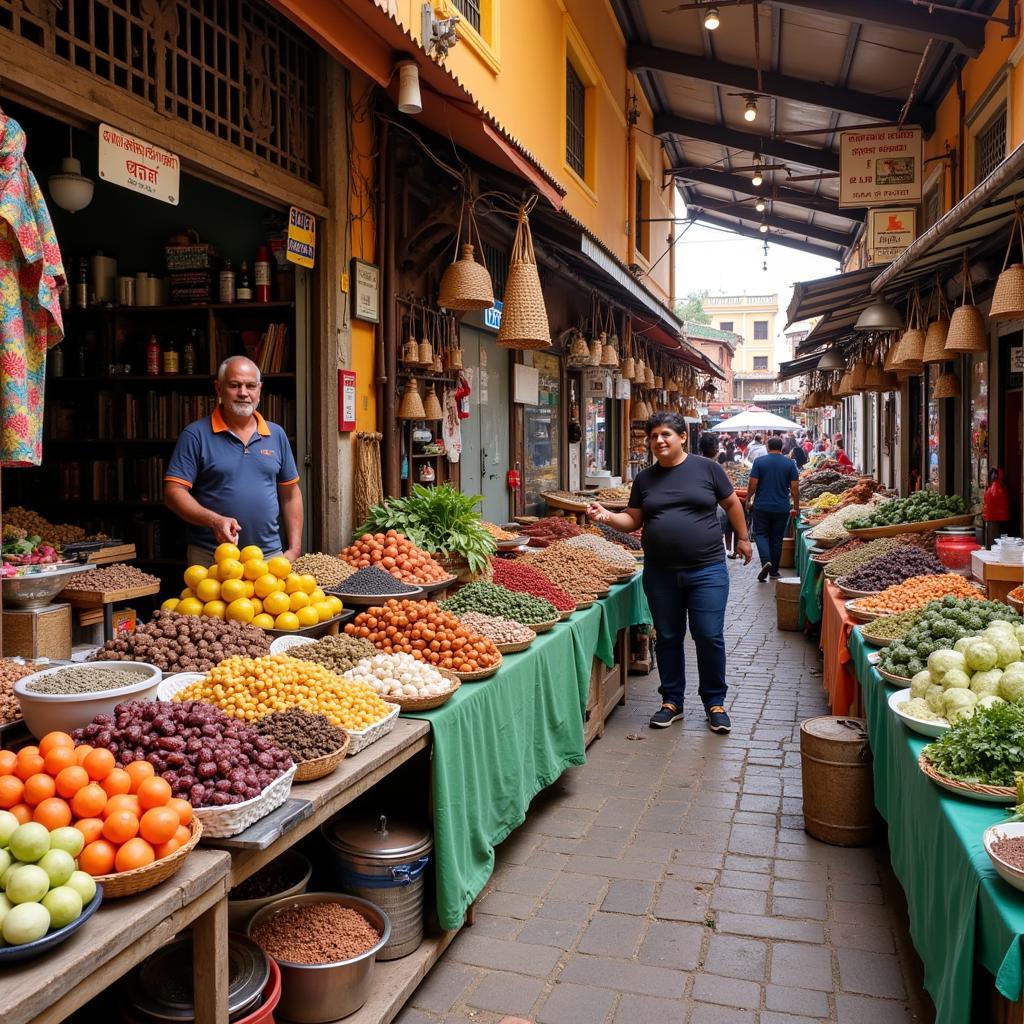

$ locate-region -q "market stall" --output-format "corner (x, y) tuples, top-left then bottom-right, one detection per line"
(820, 581), (859, 716)
(795, 523), (823, 628)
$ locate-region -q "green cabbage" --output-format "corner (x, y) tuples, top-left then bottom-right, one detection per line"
(941, 668), (971, 691)
(963, 638), (999, 673)
(927, 649), (967, 681)
(942, 687), (978, 715)
(970, 668), (1004, 697)
(991, 634), (1022, 668)
(1012, 625), (1024, 648)
(999, 663), (1024, 702)
(926, 684), (947, 714)
(911, 670), (933, 699)
(954, 637), (975, 655)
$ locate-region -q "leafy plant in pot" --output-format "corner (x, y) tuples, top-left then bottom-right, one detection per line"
(356, 484), (497, 578)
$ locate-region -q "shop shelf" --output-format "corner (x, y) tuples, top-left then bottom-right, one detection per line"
(47, 373), (295, 383)
(63, 300), (295, 315)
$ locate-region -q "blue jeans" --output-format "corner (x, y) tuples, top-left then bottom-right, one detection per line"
(641, 561), (729, 711)
(752, 509), (790, 571)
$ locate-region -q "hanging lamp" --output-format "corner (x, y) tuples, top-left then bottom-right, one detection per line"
(48, 126), (94, 213)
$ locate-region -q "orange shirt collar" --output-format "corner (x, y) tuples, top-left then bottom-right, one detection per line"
(211, 405), (271, 437)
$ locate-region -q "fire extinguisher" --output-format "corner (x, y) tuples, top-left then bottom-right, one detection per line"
(506, 464), (521, 491)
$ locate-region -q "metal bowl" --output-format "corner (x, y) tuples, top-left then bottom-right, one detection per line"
(247, 892), (390, 1022)
(1, 564), (94, 609)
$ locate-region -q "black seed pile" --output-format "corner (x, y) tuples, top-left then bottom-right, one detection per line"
(841, 546), (948, 591)
(594, 523), (642, 550)
(255, 708), (347, 761)
(333, 566), (420, 596)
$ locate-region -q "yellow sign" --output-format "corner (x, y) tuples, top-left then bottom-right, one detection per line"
(286, 206), (316, 268)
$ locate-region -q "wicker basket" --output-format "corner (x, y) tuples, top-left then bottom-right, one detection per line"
(576, 597), (596, 609)
(453, 655), (502, 681)
(439, 244), (495, 311)
(347, 703), (401, 755)
(531, 616), (559, 634)
(497, 202), (551, 349)
(918, 753), (1016, 802)
(495, 634), (535, 654)
(91, 818), (203, 898)
(933, 369), (961, 398)
(893, 328), (925, 372)
(991, 211), (1024, 321)
(945, 303), (987, 353)
(922, 318), (950, 363)
(294, 734), (350, 782)
(387, 670), (461, 710)
(848, 357), (870, 391)
(193, 764), (297, 839)
(558, 607), (573, 621)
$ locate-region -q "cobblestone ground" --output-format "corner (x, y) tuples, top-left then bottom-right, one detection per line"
(398, 561), (933, 1024)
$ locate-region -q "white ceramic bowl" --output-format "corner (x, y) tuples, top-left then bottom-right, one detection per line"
(887, 687), (949, 738)
(156, 672), (207, 701)
(984, 822), (1024, 892)
(14, 661), (161, 738)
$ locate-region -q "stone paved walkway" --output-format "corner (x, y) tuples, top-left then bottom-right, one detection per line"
(398, 560), (934, 1024)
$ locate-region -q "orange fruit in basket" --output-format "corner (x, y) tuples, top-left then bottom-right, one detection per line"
(55, 765), (90, 799)
(79, 840), (116, 876)
(139, 806), (180, 845)
(173, 824), (192, 845)
(23, 773), (56, 806)
(15, 750), (45, 782)
(125, 761), (155, 792)
(115, 838), (155, 872)
(43, 746), (77, 776)
(167, 798), (193, 826)
(0, 774), (24, 809)
(101, 768), (132, 797)
(103, 810), (139, 844)
(33, 797), (72, 830)
(137, 776), (172, 810)
(71, 783), (108, 819)
(0, 751), (16, 775)
(8, 803), (32, 825)
(82, 748), (116, 782)
(38, 732), (74, 757)
(154, 838), (182, 860)
(74, 745), (95, 766)
(104, 793), (140, 818)
(74, 817), (104, 845)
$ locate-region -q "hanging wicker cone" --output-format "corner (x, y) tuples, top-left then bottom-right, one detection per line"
(447, 344), (464, 370)
(991, 208), (1024, 321)
(439, 245), (495, 311)
(401, 322), (420, 365)
(863, 359), (886, 392)
(431, 347), (444, 374)
(879, 370), (900, 391)
(422, 384), (443, 420)
(945, 251), (988, 354)
(893, 328), (925, 372)
(836, 371), (854, 397)
(644, 364), (655, 386)
(633, 395), (651, 420)
(621, 356), (635, 380)
(849, 356), (870, 392)
(497, 201), (551, 349)
(922, 319), (950, 363)
(417, 335), (434, 367)
(654, 373), (664, 389)
(589, 334), (603, 366)
(883, 340), (901, 373)
(601, 338), (619, 367)
(398, 381), (426, 419)
(933, 369), (961, 398)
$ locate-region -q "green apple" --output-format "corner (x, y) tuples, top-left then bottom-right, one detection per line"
(65, 870), (96, 905)
(0, 892), (12, 931)
(0, 861), (24, 889)
(0, 809), (18, 848)
(38, 849), (75, 888)
(2, 901), (50, 945)
(47, 827), (84, 859)
(42, 886), (82, 929)
(0, 848), (11, 878)
(8, 822), (50, 864)
(6, 864), (50, 904)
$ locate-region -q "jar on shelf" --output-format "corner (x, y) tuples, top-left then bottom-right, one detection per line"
(935, 527), (980, 576)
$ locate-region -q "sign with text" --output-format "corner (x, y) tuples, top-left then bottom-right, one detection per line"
(867, 207), (917, 265)
(98, 124), (179, 205)
(338, 370), (357, 431)
(1012, 347), (1024, 373)
(483, 300), (503, 331)
(351, 259), (380, 323)
(286, 206), (316, 268)
(840, 127), (922, 208)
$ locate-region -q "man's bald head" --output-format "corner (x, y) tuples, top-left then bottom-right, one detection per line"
(218, 356), (261, 384)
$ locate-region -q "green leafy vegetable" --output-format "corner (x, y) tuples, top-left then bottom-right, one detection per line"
(923, 701), (1024, 786)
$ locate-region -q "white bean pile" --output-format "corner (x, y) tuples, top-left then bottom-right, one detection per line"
(808, 497), (887, 542)
(456, 612), (535, 646)
(347, 653), (453, 699)
(562, 534), (638, 569)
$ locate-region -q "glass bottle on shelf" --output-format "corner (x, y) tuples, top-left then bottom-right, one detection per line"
(254, 246), (271, 303)
(219, 260), (236, 304)
(183, 329), (198, 375)
(50, 342), (64, 377)
(236, 261), (253, 302)
(163, 336), (179, 374)
(146, 335), (161, 376)
(75, 257), (88, 308)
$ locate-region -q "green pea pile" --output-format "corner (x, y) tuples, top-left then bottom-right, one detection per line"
(860, 609), (922, 642)
(440, 582), (558, 625)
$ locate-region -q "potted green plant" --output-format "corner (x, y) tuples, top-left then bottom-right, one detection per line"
(355, 485), (497, 578)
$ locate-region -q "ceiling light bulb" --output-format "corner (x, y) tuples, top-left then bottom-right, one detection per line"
(744, 97), (758, 122)
(759, 220), (769, 234)
(755, 198), (766, 213)
(704, 6), (720, 30)
(751, 171), (763, 187)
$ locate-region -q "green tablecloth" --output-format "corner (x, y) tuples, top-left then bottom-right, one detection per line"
(796, 524), (823, 627)
(407, 574), (651, 929)
(849, 628), (1024, 1024)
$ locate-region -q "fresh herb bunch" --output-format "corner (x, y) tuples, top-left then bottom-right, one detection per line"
(923, 701), (1024, 786)
(356, 485), (497, 574)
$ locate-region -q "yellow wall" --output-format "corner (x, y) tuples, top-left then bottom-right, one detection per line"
(389, 0), (676, 305)
(704, 296), (779, 372)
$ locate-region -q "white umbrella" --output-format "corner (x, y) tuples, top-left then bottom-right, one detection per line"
(710, 408), (802, 432)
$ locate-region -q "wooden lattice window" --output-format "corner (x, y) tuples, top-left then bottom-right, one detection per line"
(975, 104), (1007, 185)
(0, 0), (319, 185)
(482, 241), (508, 300)
(453, 0), (482, 33)
(566, 60), (586, 178)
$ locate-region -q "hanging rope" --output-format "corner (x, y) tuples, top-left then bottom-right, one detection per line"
(354, 432), (384, 529)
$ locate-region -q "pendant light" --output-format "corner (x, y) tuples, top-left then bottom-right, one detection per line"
(48, 126), (94, 214)
(703, 6), (720, 30)
(816, 348), (845, 371)
(854, 299), (902, 332)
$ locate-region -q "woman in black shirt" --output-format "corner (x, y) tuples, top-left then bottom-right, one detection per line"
(587, 413), (751, 732)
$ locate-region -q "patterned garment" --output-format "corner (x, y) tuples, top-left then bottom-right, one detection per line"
(0, 107), (66, 466)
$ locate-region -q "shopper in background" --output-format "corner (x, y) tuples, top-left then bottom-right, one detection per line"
(700, 432), (735, 556)
(834, 436), (854, 469)
(586, 413), (751, 734)
(165, 355), (303, 566)
(746, 435), (799, 582)
(783, 433), (808, 469)
(745, 433), (768, 462)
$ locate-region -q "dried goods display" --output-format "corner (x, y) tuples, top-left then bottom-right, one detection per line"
(172, 654), (395, 731)
(291, 553), (357, 590)
(250, 900), (381, 964)
(807, 498), (887, 542)
(345, 599), (502, 672)
(561, 534), (638, 571)
(481, 522), (519, 541)
(802, 479), (887, 523)
(0, 660), (38, 723)
(349, 652), (456, 700)
(62, 564), (160, 592)
(839, 548), (948, 592)
(592, 522), (642, 550)
(806, 492), (841, 511)
(722, 462), (750, 488)
(284, 634), (378, 675)
(168, 545), (343, 632)
(823, 538), (903, 578)
(989, 835), (1024, 870)
(24, 666), (151, 695)
(1, 508), (89, 549)
(338, 532), (448, 584)
(440, 583), (558, 626)
(1009, 585), (1024, 604)
(1, 527), (60, 567)
(847, 492), (969, 529)
(88, 610), (271, 672)
(855, 575), (983, 616)
(254, 709), (347, 762)
(334, 566), (422, 596)
(861, 610), (922, 642)
(518, 517), (586, 547)
(72, 700), (293, 807)
(454, 612), (536, 647)
(490, 558), (577, 611)
(524, 544), (624, 595)
(799, 470), (858, 501)
(590, 484), (631, 503)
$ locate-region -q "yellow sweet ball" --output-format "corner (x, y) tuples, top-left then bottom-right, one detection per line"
(252, 613), (275, 630)
(203, 599), (227, 620)
(184, 565), (208, 590)
(263, 590), (291, 617)
(243, 559), (269, 581)
(214, 543), (241, 564)
(206, 563), (221, 582)
(296, 606), (319, 627)
(289, 591), (311, 612)
(239, 545), (264, 564)
(267, 555), (292, 579)
(177, 596), (204, 616)
(312, 600), (334, 622)
(161, 598), (180, 612)
(274, 611), (300, 631)
(284, 575), (303, 595)
(219, 558), (244, 581)
(226, 598), (256, 624)
(297, 574), (317, 596)
(219, 577), (247, 603)
(195, 578), (221, 603)
(180, 587), (194, 600)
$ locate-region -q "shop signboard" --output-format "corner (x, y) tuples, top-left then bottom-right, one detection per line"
(484, 301), (503, 331)
(582, 368), (612, 399)
(839, 127), (922, 208)
(351, 259), (380, 323)
(866, 207), (917, 265)
(1012, 347), (1024, 373)
(98, 124), (179, 205)
(338, 370), (357, 432)
(287, 206), (316, 268)
(513, 364), (539, 405)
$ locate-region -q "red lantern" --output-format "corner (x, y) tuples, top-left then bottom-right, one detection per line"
(506, 468), (521, 491)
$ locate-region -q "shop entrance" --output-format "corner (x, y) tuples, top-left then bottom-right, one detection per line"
(458, 327), (509, 522)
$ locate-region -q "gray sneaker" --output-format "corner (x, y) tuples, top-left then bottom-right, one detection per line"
(650, 704), (684, 728)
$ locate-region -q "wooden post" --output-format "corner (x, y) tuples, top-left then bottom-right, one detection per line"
(191, 893), (229, 1024)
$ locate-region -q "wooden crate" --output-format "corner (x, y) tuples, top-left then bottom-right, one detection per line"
(2, 603), (72, 660)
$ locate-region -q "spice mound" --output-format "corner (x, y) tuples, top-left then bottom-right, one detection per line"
(439, 582), (558, 626)
(63, 562), (160, 591)
(519, 517), (586, 547)
(251, 901), (381, 964)
(335, 566), (421, 596)
(286, 633), (378, 674)
(24, 665), (152, 694)
(455, 612), (536, 646)
(0, 659), (38, 722)
(991, 835), (1024, 872)
(291, 553), (356, 590)
(490, 558), (576, 611)
(482, 522), (518, 541)
(256, 708), (347, 761)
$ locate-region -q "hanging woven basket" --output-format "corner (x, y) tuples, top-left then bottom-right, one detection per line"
(422, 384), (443, 420)
(933, 369), (961, 399)
(497, 200), (551, 349)
(894, 328), (925, 372)
(398, 381), (426, 419)
(836, 371), (854, 397)
(401, 319), (420, 365)
(922, 319), (950, 363)
(632, 396), (651, 421)
(990, 208), (1024, 321)
(439, 246), (495, 311)
(883, 340), (901, 373)
(863, 358), (885, 392)
(589, 335), (603, 366)
(849, 357), (870, 392)
(945, 252), (988, 354)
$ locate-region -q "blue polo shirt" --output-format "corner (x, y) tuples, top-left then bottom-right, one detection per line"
(165, 406), (299, 555)
(749, 452), (799, 513)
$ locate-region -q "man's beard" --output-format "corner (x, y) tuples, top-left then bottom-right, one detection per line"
(226, 398), (258, 417)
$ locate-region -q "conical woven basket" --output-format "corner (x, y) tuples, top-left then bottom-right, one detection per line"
(849, 357), (870, 392)
(893, 328), (925, 372)
(837, 371), (855, 397)
(402, 336), (420, 365)
(933, 369), (961, 398)
(446, 345), (464, 370)
(621, 356), (635, 380)
(880, 370), (900, 391)
(883, 340), (901, 373)
(991, 264), (1024, 321)
(945, 304), (987, 353)
(589, 336), (603, 366)
(922, 319), (950, 363)
(864, 360), (886, 392)
(439, 243), (495, 310)
(645, 365), (655, 386)
(497, 204), (551, 349)
(398, 381), (426, 419)
(417, 337), (434, 366)
(422, 385), (443, 420)
(601, 342), (619, 367)
(633, 396), (651, 420)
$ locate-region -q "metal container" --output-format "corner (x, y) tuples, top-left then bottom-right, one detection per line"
(775, 577), (801, 632)
(800, 716), (876, 847)
(228, 850), (312, 932)
(1, 563), (94, 609)
(247, 892), (390, 1022)
(321, 813), (432, 960)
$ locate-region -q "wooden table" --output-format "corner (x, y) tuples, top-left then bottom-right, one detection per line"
(1, 849), (232, 1024)
(64, 582), (162, 639)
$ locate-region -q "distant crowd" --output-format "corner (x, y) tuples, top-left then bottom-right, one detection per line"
(710, 430), (853, 470)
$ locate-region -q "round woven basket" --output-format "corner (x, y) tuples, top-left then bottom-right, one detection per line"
(922, 318), (950, 363)
(92, 817), (202, 898)
(294, 733), (350, 782)
(933, 370), (961, 399)
(1009, 594), (1024, 615)
(918, 753), (1017, 802)
(946, 304), (987, 353)
(576, 597), (596, 609)
(495, 634), (535, 654)
(453, 655), (502, 681)
(530, 616), (559, 634)
(894, 328), (925, 372)
(877, 666), (913, 687)
(558, 607), (573, 621)
(439, 243), (495, 311)
(991, 264), (1024, 321)
(387, 670), (461, 710)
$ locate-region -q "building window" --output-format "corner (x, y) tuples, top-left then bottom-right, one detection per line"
(719, 321), (733, 332)
(753, 356), (769, 370)
(566, 61), (586, 178)
(452, 0), (482, 33)
(753, 320), (769, 340)
(976, 103), (1007, 184)
(634, 172), (650, 260)
(923, 185), (941, 230)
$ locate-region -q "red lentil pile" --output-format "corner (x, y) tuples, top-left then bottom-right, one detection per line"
(251, 902), (381, 964)
(490, 558), (577, 611)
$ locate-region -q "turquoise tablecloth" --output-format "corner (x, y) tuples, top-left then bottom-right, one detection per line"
(407, 575), (651, 929)
(850, 628), (1024, 1024)
(796, 524), (823, 627)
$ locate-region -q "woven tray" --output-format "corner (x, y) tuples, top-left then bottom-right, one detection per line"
(845, 599), (884, 623)
(453, 654), (502, 682)
(918, 752), (1016, 803)
(576, 597), (596, 610)
(294, 733), (350, 782)
(530, 616), (560, 634)
(848, 514), (976, 539)
(93, 818), (202, 897)
(558, 608), (573, 621)
(347, 703), (400, 755)
(858, 628), (898, 648)
(495, 634), (535, 654)
(835, 580), (881, 599)
(193, 764), (297, 839)
(387, 671), (461, 711)
(877, 666), (914, 687)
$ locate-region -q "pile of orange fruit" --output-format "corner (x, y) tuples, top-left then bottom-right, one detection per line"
(163, 544), (344, 632)
(0, 732), (194, 876)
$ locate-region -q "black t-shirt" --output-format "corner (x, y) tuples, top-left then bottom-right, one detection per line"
(628, 455), (734, 568)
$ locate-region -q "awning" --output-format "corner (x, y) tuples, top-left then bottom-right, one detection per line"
(871, 141), (1024, 294)
(785, 264), (885, 355)
(778, 353), (826, 383)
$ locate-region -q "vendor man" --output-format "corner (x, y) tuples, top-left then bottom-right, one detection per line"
(164, 355), (303, 565)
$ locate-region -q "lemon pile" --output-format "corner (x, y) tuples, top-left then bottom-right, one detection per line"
(162, 544), (344, 632)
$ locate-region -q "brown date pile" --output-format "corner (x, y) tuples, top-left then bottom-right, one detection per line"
(255, 708), (347, 761)
(0, 659), (37, 723)
(89, 610), (270, 672)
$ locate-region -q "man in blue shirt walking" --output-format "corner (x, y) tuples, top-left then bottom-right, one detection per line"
(746, 436), (799, 582)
